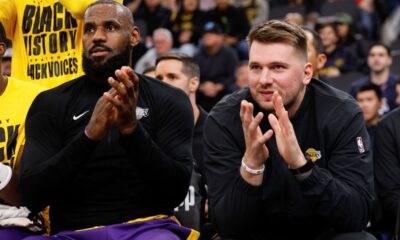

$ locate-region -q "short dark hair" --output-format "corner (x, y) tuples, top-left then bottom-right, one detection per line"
(86, 0), (134, 26)
(0, 23), (6, 43)
(302, 26), (324, 54)
(356, 83), (383, 100)
(368, 42), (391, 56)
(156, 52), (200, 79)
(248, 20), (307, 60)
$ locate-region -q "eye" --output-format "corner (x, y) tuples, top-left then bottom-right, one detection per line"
(106, 23), (117, 32)
(84, 25), (94, 34)
(272, 65), (286, 71)
(249, 64), (261, 70)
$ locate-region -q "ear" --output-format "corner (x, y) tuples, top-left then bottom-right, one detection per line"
(130, 26), (140, 47)
(303, 62), (313, 85)
(189, 76), (200, 93)
(0, 43), (5, 57)
(317, 53), (327, 70)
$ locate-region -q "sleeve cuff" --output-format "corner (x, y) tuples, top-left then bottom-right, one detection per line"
(298, 166), (332, 192)
(235, 169), (263, 195)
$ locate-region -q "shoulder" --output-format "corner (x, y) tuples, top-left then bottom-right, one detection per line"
(378, 108), (400, 128)
(310, 80), (361, 117)
(209, 88), (248, 121)
(30, 76), (84, 111)
(138, 74), (192, 113)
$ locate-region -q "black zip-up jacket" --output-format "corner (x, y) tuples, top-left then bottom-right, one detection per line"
(374, 108), (400, 224)
(19, 75), (194, 234)
(203, 80), (374, 239)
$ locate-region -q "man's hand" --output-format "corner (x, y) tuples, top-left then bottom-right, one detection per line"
(85, 89), (116, 141)
(240, 100), (273, 185)
(105, 66), (139, 135)
(268, 92), (307, 169)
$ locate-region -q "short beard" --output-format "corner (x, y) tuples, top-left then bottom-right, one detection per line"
(82, 47), (131, 85)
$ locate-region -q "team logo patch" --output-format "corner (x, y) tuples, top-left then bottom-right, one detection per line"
(357, 136), (365, 153)
(136, 107), (149, 120)
(305, 148), (321, 162)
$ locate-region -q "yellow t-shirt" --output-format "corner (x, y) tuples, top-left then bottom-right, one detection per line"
(0, 0), (122, 89)
(0, 77), (45, 169)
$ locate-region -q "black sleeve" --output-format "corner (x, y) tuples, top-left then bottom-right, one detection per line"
(19, 94), (99, 213)
(203, 112), (264, 238)
(374, 110), (400, 222)
(298, 109), (374, 232)
(120, 90), (194, 209)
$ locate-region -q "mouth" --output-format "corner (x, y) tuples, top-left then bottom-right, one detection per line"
(89, 47), (111, 58)
(258, 89), (275, 100)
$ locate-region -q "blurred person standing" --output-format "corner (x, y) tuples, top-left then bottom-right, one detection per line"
(1, 47), (11, 76)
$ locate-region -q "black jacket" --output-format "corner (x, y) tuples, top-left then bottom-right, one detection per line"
(203, 80), (374, 239)
(20, 75), (194, 233)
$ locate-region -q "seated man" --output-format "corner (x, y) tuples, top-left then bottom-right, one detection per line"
(0, 23), (45, 240)
(203, 20), (375, 240)
(19, 1), (198, 239)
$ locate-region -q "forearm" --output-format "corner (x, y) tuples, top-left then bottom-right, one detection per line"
(211, 172), (263, 238)
(299, 167), (372, 231)
(120, 124), (192, 207)
(20, 132), (98, 212)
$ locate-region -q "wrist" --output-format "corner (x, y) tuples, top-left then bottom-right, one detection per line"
(241, 158), (265, 175)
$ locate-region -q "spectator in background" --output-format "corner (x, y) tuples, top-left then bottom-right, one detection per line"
(334, 12), (371, 73)
(350, 43), (397, 114)
(234, 0), (269, 28)
(302, 27), (327, 79)
(143, 66), (156, 78)
(170, 0), (206, 55)
(1, 47), (11, 76)
(356, 83), (383, 146)
(317, 22), (356, 81)
(206, 0), (250, 60)
(284, 12), (305, 26)
(229, 61), (249, 92)
(155, 52), (208, 233)
(194, 22), (239, 111)
(127, 0), (172, 40)
(0, 0), (125, 88)
(135, 28), (174, 74)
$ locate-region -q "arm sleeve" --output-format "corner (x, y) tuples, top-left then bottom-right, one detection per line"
(298, 109), (374, 232)
(0, 0), (17, 39)
(203, 113), (264, 238)
(120, 90), (194, 209)
(59, 0), (124, 19)
(374, 112), (400, 222)
(19, 94), (99, 213)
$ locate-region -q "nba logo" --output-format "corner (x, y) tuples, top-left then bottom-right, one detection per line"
(357, 137), (365, 153)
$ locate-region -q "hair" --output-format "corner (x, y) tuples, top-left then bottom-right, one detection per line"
(247, 20), (308, 60)
(302, 26), (324, 54)
(368, 42), (391, 56)
(156, 52), (200, 79)
(86, 0), (134, 26)
(356, 83), (383, 100)
(143, 66), (156, 75)
(153, 28), (173, 42)
(0, 23), (6, 43)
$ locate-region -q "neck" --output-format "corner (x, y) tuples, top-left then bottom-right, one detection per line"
(189, 93), (200, 124)
(206, 44), (221, 55)
(325, 44), (336, 54)
(370, 69), (390, 85)
(366, 115), (380, 127)
(287, 87), (306, 118)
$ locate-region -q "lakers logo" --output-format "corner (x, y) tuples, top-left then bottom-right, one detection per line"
(305, 148), (321, 162)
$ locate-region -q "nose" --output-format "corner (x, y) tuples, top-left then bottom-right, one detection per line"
(93, 27), (106, 43)
(259, 68), (273, 85)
